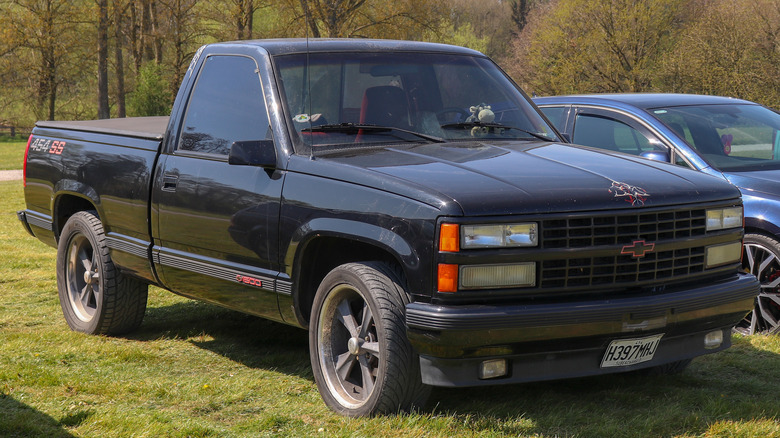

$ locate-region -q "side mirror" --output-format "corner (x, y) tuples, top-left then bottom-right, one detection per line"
(229, 140), (277, 167)
(640, 150), (671, 162)
(559, 133), (571, 143)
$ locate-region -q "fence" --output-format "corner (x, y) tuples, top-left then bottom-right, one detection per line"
(0, 125), (32, 139)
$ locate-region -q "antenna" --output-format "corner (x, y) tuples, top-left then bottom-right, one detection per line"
(304, 0), (313, 156)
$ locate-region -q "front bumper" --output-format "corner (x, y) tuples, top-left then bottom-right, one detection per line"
(406, 273), (758, 387)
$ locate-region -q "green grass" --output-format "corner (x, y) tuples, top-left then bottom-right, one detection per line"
(0, 141), (26, 170)
(2, 180), (780, 437)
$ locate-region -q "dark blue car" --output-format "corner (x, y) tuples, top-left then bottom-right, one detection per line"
(534, 93), (780, 335)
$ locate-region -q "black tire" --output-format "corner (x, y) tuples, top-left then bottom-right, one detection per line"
(736, 233), (780, 335)
(56, 211), (148, 335)
(309, 262), (430, 417)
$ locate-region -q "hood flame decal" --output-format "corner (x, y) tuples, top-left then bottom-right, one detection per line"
(609, 181), (650, 206)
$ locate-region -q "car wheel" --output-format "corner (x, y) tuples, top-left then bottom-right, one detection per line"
(309, 262), (429, 416)
(56, 211), (148, 335)
(736, 233), (780, 335)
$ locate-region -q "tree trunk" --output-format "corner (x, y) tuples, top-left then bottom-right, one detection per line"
(114, 0), (127, 118)
(237, 0), (245, 39)
(151, 0), (163, 63)
(247, 0), (253, 39)
(299, 0), (321, 37)
(142, 0), (154, 62)
(97, 0), (110, 119)
(47, 60), (57, 121)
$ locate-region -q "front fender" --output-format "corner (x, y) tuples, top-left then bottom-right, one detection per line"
(742, 192), (780, 238)
(285, 217), (416, 272)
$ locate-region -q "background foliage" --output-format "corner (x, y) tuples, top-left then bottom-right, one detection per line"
(0, 0), (779, 129)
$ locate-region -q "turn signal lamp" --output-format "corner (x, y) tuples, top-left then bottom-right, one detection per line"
(439, 223), (459, 252)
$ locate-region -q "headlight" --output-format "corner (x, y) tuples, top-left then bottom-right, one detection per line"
(706, 207), (742, 231)
(462, 223), (538, 248)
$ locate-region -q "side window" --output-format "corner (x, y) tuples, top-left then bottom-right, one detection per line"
(180, 55), (270, 156)
(539, 106), (568, 132)
(573, 114), (662, 156)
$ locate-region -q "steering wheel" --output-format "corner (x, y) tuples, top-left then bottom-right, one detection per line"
(436, 107), (471, 123)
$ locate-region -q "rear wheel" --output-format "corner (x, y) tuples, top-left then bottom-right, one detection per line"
(736, 234), (780, 335)
(309, 262), (429, 416)
(56, 211), (148, 335)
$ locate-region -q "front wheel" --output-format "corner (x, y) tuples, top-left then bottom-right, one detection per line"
(736, 233), (780, 335)
(56, 211), (148, 335)
(309, 262), (429, 416)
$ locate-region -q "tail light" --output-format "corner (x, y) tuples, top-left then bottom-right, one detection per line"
(23, 134), (32, 187)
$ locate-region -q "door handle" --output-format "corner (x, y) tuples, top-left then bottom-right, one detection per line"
(162, 174), (179, 192)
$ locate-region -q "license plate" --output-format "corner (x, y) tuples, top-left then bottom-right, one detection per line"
(601, 334), (664, 368)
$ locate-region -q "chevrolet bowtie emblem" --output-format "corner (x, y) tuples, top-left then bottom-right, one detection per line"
(621, 240), (655, 258)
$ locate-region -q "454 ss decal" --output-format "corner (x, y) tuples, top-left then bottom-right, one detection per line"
(29, 137), (67, 155)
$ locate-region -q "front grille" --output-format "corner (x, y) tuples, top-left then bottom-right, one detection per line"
(541, 209), (707, 249)
(538, 208), (709, 289)
(540, 247), (706, 288)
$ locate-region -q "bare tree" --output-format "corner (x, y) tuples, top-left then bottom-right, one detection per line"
(97, 0), (110, 119)
(114, 0), (128, 117)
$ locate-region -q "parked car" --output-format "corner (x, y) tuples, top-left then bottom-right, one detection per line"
(534, 93), (780, 334)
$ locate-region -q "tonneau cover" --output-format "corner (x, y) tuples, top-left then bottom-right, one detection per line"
(36, 116), (169, 140)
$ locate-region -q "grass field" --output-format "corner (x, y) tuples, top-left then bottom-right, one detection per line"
(0, 141), (26, 170)
(2, 183), (780, 436)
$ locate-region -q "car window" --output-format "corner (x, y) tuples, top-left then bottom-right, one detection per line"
(275, 52), (558, 149)
(572, 113), (659, 155)
(179, 55), (271, 156)
(652, 104), (780, 171)
(539, 106), (567, 132)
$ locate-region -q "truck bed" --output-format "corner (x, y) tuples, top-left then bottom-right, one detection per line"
(36, 116), (168, 141)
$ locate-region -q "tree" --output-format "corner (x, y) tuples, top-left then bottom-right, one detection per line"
(508, 0), (689, 96)
(113, 0), (129, 117)
(1, 0), (89, 121)
(97, 0), (110, 119)
(279, 0), (445, 39)
(205, 0), (268, 41)
(659, 0), (780, 108)
(128, 62), (171, 116)
(157, 0), (204, 97)
(510, 0), (532, 35)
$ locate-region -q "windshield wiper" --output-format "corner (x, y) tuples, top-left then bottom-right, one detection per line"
(302, 123), (446, 143)
(440, 121), (556, 142)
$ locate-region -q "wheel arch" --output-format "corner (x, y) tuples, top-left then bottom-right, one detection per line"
(53, 191), (101, 242)
(745, 217), (780, 240)
(288, 220), (418, 328)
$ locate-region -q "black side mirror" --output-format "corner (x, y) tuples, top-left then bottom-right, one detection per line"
(560, 133), (571, 143)
(229, 140), (277, 167)
(640, 150), (671, 163)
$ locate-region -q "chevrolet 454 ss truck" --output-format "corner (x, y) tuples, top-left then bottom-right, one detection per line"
(19, 39), (758, 416)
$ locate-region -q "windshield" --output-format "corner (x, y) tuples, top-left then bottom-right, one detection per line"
(274, 52), (557, 150)
(651, 103), (780, 172)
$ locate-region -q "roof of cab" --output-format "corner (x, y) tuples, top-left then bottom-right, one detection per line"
(210, 38), (484, 57)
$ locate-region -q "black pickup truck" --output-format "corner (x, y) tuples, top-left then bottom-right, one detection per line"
(18, 39), (758, 416)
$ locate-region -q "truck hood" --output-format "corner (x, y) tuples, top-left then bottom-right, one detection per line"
(310, 141), (740, 216)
